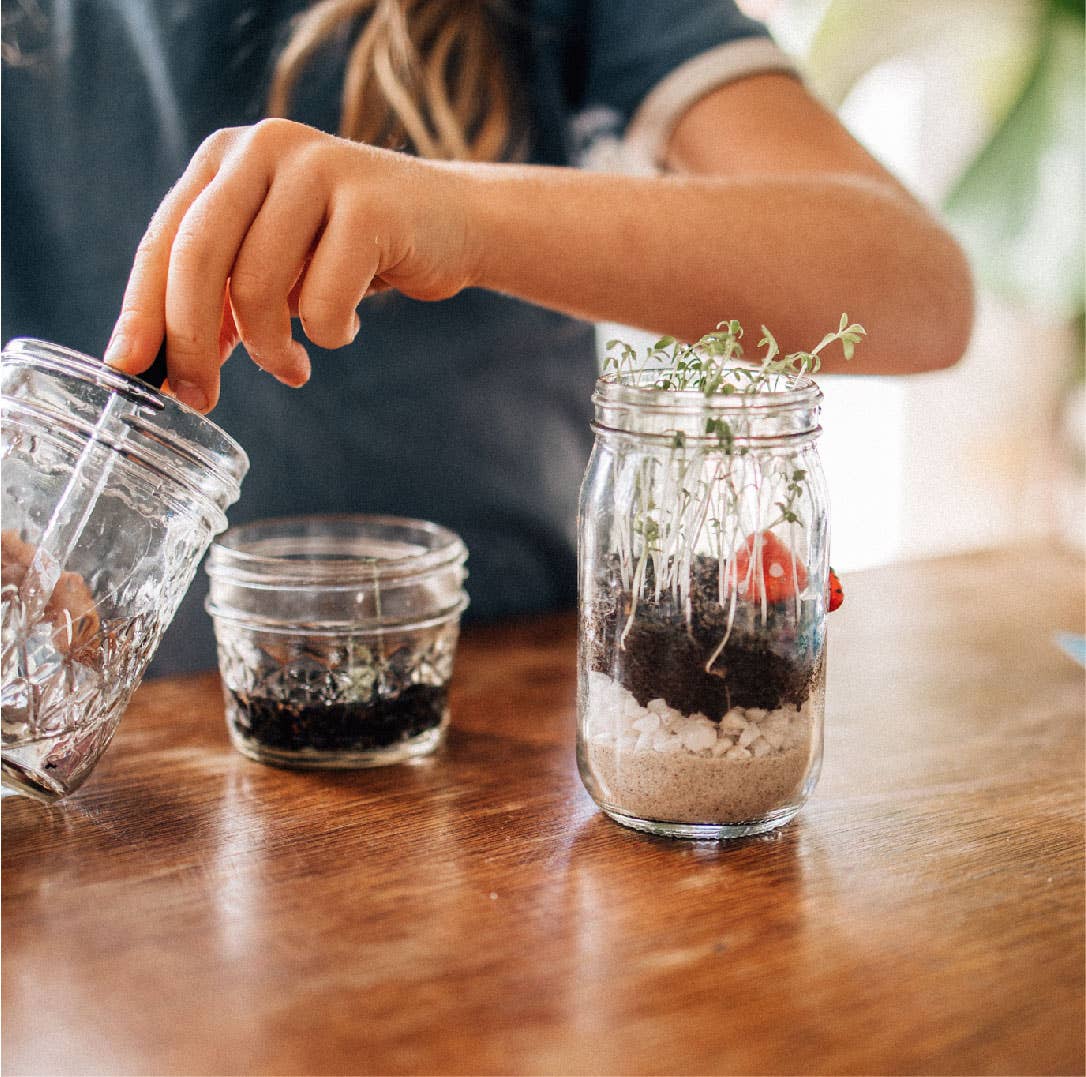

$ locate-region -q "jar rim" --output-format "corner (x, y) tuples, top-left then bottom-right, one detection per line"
(593, 366), (823, 411)
(2, 338), (249, 502)
(206, 512), (468, 588)
(592, 366), (823, 443)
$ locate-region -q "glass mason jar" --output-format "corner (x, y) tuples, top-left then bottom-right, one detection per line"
(577, 367), (830, 839)
(205, 514), (468, 769)
(1, 339), (248, 801)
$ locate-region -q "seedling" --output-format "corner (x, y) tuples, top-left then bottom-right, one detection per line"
(600, 316), (865, 661)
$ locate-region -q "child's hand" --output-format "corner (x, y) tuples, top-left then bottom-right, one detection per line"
(104, 119), (475, 411)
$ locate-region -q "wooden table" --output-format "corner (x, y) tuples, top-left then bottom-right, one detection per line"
(3, 545), (1084, 1076)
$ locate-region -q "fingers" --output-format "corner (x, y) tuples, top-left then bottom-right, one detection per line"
(152, 121), (342, 406)
(106, 122), (300, 411)
(226, 170), (325, 386)
(106, 120), (413, 412)
(161, 143), (276, 409)
(296, 196), (380, 350)
(218, 290), (242, 365)
(104, 133), (228, 385)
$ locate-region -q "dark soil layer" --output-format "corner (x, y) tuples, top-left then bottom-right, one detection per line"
(229, 683), (446, 753)
(587, 555), (819, 719)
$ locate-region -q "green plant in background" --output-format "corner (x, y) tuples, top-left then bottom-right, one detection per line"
(942, 0), (1084, 331)
(803, 0), (1084, 346)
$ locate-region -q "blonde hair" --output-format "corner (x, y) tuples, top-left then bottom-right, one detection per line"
(267, 0), (520, 161)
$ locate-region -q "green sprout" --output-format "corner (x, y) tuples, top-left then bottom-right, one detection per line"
(603, 313), (866, 393)
(603, 315), (865, 654)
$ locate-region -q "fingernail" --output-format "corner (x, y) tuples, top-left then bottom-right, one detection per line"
(103, 334), (127, 368)
(172, 380), (210, 412)
(350, 312), (361, 341)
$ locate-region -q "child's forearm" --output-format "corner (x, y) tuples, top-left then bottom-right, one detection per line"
(454, 162), (973, 374)
(105, 105), (974, 413)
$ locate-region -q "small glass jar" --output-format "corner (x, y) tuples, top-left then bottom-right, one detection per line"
(205, 514), (468, 768)
(577, 366), (830, 839)
(1, 339), (248, 801)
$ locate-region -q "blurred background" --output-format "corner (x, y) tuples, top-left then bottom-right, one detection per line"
(613, 0), (1085, 572)
(750, 0), (1084, 569)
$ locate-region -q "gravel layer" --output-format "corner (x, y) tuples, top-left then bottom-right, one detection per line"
(580, 670), (819, 824)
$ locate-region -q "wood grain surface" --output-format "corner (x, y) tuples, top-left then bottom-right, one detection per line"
(3, 545), (1084, 1076)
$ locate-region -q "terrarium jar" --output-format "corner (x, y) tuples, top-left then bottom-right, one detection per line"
(205, 514), (468, 768)
(577, 366), (830, 839)
(1, 339), (248, 801)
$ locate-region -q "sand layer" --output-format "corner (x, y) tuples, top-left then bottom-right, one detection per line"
(580, 671), (820, 824)
(583, 740), (813, 823)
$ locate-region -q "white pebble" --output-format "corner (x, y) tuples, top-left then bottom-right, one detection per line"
(680, 721), (717, 753)
(721, 709), (747, 733)
(585, 673), (816, 767)
(587, 671), (611, 704)
(632, 713), (661, 735)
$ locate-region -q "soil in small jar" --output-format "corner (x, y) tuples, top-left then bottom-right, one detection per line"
(586, 554), (820, 719)
(229, 683), (446, 753)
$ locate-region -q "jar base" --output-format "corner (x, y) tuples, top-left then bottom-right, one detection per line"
(227, 723), (445, 770)
(1, 759), (69, 803)
(601, 803), (801, 841)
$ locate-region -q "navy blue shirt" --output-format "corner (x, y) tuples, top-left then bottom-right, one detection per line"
(2, 0), (776, 673)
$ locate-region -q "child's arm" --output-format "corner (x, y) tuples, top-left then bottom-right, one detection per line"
(105, 74), (972, 411)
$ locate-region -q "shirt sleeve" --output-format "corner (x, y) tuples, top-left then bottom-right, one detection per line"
(571, 0), (797, 172)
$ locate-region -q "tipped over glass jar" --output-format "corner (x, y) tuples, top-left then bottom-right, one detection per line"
(577, 327), (848, 840)
(1, 339), (248, 801)
(205, 514), (468, 769)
